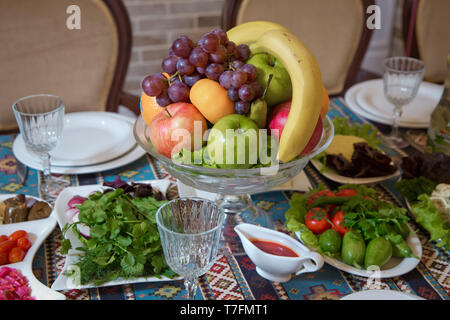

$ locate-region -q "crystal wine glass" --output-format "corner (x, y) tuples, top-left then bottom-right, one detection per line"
(12, 94), (65, 199)
(156, 198), (225, 299)
(383, 57), (425, 147)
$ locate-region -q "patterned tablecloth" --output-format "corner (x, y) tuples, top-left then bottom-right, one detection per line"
(0, 98), (448, 300)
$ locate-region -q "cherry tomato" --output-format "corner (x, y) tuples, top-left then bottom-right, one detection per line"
(305, 207), (331, 234)
(8, 230), (27, 242)
(8, 247), (25, 264)
(0, 235), (8, 243)
(17, 237), (32, 251)
(0, 252), (8, 265)
(0, 240), (16, 253)
(307, 190), (335, 206)
(335, 189), (357, 197)
(331, 210), (349, 236)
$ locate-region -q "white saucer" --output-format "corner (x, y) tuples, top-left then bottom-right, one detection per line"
(345, 80), (443, 128)
(355, 79), (442, 125)
(17, 112), (136, 167)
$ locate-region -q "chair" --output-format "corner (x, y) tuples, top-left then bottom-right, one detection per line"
(403, 0), (450, 83)
(222, 0), (375, 96)
(0, 0), (139, 134)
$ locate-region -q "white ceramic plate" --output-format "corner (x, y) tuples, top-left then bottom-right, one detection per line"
(355, 79), (442, 125)
(310, 159), (400, 185)
(344, 81), (443, 128)
(0, 194), (65, 300)
(13, 141), (146, 175)
(341, 289), (425, 300)
(295, 224), (422, 278)
(17, 112), (136, 167)
(51, 179), (180, 290)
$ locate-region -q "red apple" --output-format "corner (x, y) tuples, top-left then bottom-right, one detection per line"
(149, 102), (207, 158)
(268, 101), (323, 156)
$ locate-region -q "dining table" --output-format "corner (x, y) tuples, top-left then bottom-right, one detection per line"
(0, 96), (448, 301)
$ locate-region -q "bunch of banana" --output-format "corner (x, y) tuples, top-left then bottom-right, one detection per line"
(227, 21), (323, 163)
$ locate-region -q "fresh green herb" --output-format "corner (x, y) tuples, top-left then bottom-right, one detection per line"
(395, 176), (437, 203)
(61, 188), (176, 285)
(331, 117), (381, 148)
(411, 194), (450, 249)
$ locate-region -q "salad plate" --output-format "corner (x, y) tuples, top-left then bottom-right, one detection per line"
(0, 194), (65, 300)
(13, 112), (136, 167)
(310, 159), (400, 185)
(341, 289), (425, 300)
(354, 80), (442, 126)
(295, 224), (422, 278)
(51, 179), (179, 290)
(344, 81), (440, 128)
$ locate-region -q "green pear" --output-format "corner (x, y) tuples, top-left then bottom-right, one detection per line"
(249, 98), (268, 129)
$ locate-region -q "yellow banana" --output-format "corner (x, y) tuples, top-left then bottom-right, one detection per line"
(246, 29), (323, 163)
(226, 21), (291, 46)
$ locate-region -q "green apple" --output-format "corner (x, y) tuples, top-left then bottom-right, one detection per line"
(247, 53), (292, 107)
(207, 114), (259, 169)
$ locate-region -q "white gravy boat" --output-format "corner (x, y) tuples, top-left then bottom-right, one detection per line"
(234, 223), (324, 282)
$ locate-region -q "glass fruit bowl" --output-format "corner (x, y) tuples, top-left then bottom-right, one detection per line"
(133, 115), (334, 246)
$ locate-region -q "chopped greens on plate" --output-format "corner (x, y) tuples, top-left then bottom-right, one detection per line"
(61, 180), (176, 286)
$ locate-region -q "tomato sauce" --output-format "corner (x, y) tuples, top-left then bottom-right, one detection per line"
(250, 239), (299, 257)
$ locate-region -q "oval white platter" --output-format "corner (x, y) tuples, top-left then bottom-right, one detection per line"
(295, 224), (422, 278)
(0, 194), (65, 300)
(310, 159), (400, 185)
(51, 179), (181, 290)
(341, 289), (425, 300)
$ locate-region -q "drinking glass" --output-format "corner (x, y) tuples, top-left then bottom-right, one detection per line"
(12, 94), (65, 199)
(383, 57), (425, 147)
(156, 198), (225, 299)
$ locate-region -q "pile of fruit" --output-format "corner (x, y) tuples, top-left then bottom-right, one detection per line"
(140, 21), (329, 169)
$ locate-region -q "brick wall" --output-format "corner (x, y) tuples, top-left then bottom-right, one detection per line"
(122, 0), (225, 96)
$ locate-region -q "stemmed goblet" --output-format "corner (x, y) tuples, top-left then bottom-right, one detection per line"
(12, 94), (65, 199)
(156, 198), (225, 299)
(383, 57), (425, 147)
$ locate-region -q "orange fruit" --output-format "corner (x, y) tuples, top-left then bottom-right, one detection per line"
(189, 79), (235, 124)
(141, 91), (165, 127)
(321, 87), (329, 119)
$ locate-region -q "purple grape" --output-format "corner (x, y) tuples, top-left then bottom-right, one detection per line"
(156, 89), (171, 107)
(189, 46), (209, 68)
(171, 36), (194, 58)
(219, 70), (233, 89)
(231, 60), (244, 70)
(205, 63), (225, 81)
(176, 58), (195, 76)
(212, 29), (228, 45)
(161, 56), (178, 75)
(142, 74), (165, 97)
(227, 87), (240, 102)
(209, 45), (227, 64)
(197, 66), (206, 75)
(231, 69), (247, 88)
(184, 72), (202, 87)
(235, 44), (251, 61)
(226, 41), (236, 55)
(199, 33), (220, 53)
(235, 101), (250, 114)
(168, 82), (190, 102)
(250, 81), (263, 99)
(238, 84), (255, 102)
(240, 64), (257, 82)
